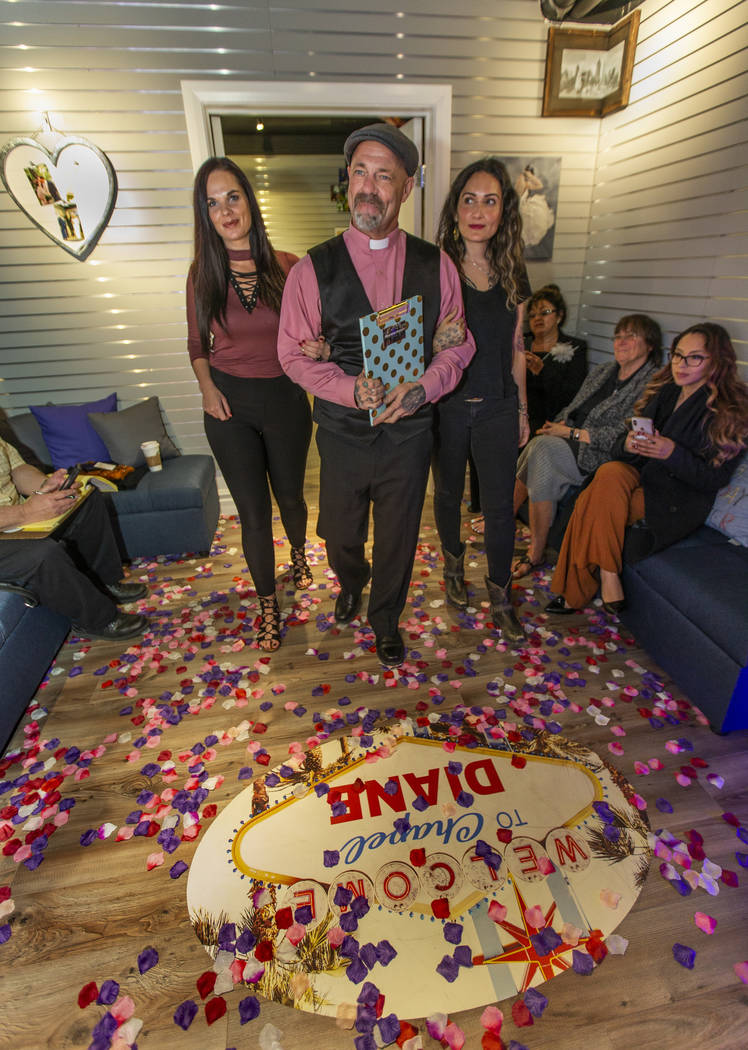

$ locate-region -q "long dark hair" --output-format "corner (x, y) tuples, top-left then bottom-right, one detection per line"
(635, 322), (748, 465)
(189, 157), (287, 354)
(437, 157), (526, 309)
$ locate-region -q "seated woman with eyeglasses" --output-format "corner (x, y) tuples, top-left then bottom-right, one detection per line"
(546, 322), (748, 615)
(511, 314), (661, 579)
(525, 284), (588, 435)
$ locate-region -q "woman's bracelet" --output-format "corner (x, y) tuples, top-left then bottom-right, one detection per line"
(518, 401), (528, 414)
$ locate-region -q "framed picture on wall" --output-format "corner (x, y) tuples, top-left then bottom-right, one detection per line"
(542, 9), (640, 118)
(502, 156), (562, 261)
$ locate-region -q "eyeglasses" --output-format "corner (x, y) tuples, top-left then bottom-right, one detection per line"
(670, 350), (709, 368)
(528, 308), (556, 319)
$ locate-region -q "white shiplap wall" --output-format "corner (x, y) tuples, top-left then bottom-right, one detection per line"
(0, 0), (597, 465)
(580, 0), (748, 373)
(0, 0), (744, 467)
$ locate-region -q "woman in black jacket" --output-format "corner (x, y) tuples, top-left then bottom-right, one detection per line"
(547, 322), (748, 614)
(524, 284), (587, 435)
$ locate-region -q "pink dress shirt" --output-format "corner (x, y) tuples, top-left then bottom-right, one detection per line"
(277, 226), (475, 408)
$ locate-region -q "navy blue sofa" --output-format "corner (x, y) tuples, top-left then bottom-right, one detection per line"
(620, 525), (748, 733)
(0, 584), (69, 751)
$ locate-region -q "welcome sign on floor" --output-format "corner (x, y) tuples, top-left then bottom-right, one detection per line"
(188, 719), (650, 1017)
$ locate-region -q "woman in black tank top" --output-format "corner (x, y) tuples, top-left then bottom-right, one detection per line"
(432, 158), (531, 644)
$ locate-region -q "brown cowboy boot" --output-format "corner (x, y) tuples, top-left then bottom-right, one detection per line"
(485, 575), (524, 644)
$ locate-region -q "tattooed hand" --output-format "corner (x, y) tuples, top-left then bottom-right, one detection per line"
(373, 382), (426, 425)
(432, 308), (466, 354)
(354, 371), (385, 410)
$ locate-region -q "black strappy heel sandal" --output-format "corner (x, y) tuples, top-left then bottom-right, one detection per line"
(256, 594), (281, 651)
(290, 545), (313, 590)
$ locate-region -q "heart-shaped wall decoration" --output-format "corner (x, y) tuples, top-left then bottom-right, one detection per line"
(0, 131), (117, 260)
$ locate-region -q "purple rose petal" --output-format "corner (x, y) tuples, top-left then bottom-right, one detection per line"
(169, 861), (188, 879)
(524, 987), (549, 1017)
(173, 1000), (198, 1030)
(375, 940), (397, 965)
(572, 949), (594, 975)
(324, 850), (340, 868)
(346, 956), (369, 984)
(97, 980), (120, 1005)
(340, 910), (359, 933)
(672, 943), (696, 969)
(436, 954), (459, 982)
(378, 1014), (401, 1043)
(444, 922), (463, 944)
(238, 995), (260, 1024)
(0, 924), (11, 944)
(137, 946), (159, 974)
(356, 981), (380, 1005)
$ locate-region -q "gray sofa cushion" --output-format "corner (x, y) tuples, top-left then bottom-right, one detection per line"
(88, 397), (180, 467)
(7, 412), (52, 466)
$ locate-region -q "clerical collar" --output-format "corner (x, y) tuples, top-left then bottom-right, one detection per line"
(369, 237), (389, 250)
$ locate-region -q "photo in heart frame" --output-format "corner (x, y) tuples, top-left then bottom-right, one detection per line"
(0, 130), (117, 260)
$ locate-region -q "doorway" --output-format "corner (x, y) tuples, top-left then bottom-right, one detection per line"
(180, 80), (452, 241)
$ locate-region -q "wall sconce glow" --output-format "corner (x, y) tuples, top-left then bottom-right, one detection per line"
(0, 112), (117, 261)
(256, 121), (264, 131)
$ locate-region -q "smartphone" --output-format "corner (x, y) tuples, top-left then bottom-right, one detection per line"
(631, 417), (654, 435)
(61, 464), (82, 489)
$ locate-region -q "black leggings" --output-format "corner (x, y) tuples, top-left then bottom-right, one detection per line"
(204, 368), (312, 595)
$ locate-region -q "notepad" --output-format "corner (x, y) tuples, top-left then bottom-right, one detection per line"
(359, 295), (425, 424)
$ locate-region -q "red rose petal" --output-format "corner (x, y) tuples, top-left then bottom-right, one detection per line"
(196, 970), (217, 999)
(511, 754), (527, 769)
(78, 981), (99, 1008)
(431, 897), (450, 919)
(204, 996), (227, 1024)
(275, 906), (293, 929)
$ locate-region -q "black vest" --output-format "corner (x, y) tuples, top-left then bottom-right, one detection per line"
(308, 232), (441, 444)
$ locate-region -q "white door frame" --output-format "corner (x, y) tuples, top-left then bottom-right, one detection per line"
(181, 80), (452, 239)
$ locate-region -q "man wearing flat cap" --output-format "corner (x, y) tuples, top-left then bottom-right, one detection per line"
(279, 122), (474, 666)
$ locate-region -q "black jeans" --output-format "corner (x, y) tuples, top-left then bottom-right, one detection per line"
(432, 395), (519, 585)
(316, 426), (432, 638)
(204, 369), (312, 596)
(0, 489), (121, 630)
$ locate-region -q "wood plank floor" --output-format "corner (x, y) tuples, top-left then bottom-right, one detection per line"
(1, 471), (747, 1050)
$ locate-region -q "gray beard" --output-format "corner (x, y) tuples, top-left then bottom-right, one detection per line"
(351, 194), (385, 235)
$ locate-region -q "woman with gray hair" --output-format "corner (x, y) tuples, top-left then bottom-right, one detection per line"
(511, 314), (662, 579)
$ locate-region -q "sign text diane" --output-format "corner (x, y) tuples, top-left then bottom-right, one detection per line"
(327, 758), (505, 825)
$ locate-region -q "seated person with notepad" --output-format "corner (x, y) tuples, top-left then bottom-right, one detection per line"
(0, 437), (148, 641)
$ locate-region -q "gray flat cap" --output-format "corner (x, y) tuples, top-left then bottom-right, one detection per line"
(343, 123), (420, 176)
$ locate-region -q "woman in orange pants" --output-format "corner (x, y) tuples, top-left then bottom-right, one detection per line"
(546, 322), (748, 616)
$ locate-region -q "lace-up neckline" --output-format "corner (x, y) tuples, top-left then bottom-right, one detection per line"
(227, 248), (258, 314)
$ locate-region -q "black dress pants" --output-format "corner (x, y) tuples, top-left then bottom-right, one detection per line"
(316, 426), (432, 638)
(205, 369), (312, 596)
(0, 489), (121, 630)
(433, 395), (519, 585)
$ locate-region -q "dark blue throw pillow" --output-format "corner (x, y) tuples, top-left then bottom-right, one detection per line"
(30, 392), (117, 468)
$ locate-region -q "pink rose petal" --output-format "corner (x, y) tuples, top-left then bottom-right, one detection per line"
(694, 911), (717, 935)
